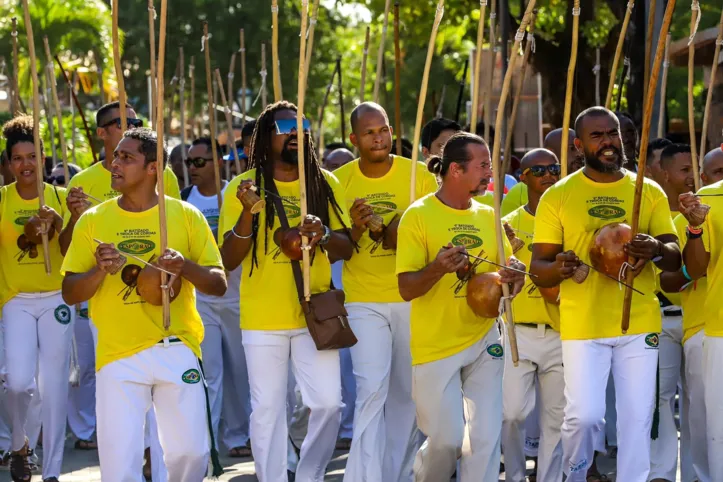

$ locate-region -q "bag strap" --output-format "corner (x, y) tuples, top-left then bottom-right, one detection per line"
(269, 182), (306, 302)
(180, 185), (193, 201)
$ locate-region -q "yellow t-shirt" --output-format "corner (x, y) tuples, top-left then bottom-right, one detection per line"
(60, 197), (222, 371)
(0, 183), (67, 294)
(218, 168), (352, 331)
(698, 181), (723, 337)
(503, 206), (560, 330)
(474, 191), (495, 207)
(534, 170), (676, 340)
(396, 194), (512, 365)
(64, 162), (181, 223)
(502, 182), (529, 217)
(672, 213), (706, 343)
(333, 156), (437, 303)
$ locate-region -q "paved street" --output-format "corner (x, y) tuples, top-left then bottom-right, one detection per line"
(0, 437), (650, 481)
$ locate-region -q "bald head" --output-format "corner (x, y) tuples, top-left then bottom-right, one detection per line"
(520, 148), (558, 170)
(544, 128), (583, 173)
(324, 148), (355, 171)
(703, 147), (723, 186)
(350, 102), (389, 133)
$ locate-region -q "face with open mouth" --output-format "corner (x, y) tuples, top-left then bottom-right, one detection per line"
(9, 141), (41, 187)
(576, 113), (625, 174)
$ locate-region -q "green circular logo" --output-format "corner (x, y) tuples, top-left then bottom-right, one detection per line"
(588, 205), (626, 220)
(645, 333), (659, 348)
(451, 233), (484, 250)
(54, 305), (72, 325)
(487, 343), (504, 358)
(181, 368), (201, 384)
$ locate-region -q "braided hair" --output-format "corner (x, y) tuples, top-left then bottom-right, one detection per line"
(246, 101), (350, 275)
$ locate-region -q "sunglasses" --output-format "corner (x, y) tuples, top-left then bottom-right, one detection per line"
(46, 175), (66, 185)
(101, 118), (144, 129)
(274, 118), (311, 135)
(522, 164), (561, 177)
(185, 157), (213, 168)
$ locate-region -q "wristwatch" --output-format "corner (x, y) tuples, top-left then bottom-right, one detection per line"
(319, 225), (331, 245)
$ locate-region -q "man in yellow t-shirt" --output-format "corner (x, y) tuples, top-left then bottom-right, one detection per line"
(647, 143), (695, 482)
(61, 128), (227, 482)
(335, 102), (437, 481)
(501, 128), (585, 217)
(218, 101), (354, 480)
(531, 107), (680, 482)
(397, 132), (525, 481)
(676, 153), (723, 481)
(501, 149), (564, 482)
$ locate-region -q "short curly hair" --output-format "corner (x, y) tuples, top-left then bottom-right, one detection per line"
(122, 127), (168, 167)
(3, 115), (43, 158)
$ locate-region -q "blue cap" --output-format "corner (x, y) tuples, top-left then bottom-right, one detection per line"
(223, 148), (246, 161)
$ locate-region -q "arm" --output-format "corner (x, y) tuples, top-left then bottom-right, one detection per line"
(298, 216), (353, 262)
(61, 241), (119, 304)
(659, 270), (689, 294)
(679, 192), (710, 279)
(398, 244), (467, 302)
(62, 267), (107, 305)
(624, 233), (681, 273)
(59, 188), (92, 255)
(219, 180), (255, 271)
(530, 244), (580, 288)
(158, 249), (227, 297)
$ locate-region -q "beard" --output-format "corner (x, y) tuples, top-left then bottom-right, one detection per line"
(280, 136), (301, 166)
(584, 145), (624, 173)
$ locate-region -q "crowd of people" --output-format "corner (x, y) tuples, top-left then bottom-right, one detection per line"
(0, 96), (720, 482)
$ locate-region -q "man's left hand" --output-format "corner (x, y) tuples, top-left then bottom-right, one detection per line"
(298, 215), (325, 248)
(624, 234), (660, 261)
(157, 249), (186, 277)
(499, 257), (527, 297)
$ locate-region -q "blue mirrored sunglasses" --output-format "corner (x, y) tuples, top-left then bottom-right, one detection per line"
(274, 118), (311, 135)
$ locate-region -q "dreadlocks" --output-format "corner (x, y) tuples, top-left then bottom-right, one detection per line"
(246, 100), (350, 274)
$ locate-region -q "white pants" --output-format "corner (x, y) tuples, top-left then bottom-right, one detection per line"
(604, 375), (617, 448)
(344, 302), (421, 482)
(243, 328), (341, 482)
(523, 392), (541, 458)
(412, 326), (504, 482)
(502, 325), (564, 482)
(197, 300), (251, 449)
(703, 335), (723, 480)
(650, 313), (683, 481)
(96, 341), (209, 482)
(0, 320), (42, 454)
(3, 292), (73, 479)
(683, 330), (709, 481)
(289, 346), (356, 445)
(561, 334), (658, 482)
(67, 305), (97, 441)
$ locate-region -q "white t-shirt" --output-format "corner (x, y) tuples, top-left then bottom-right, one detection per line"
(186, 182), (241, 305)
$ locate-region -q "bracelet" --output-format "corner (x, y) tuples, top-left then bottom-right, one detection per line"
(687, 225), (703, 234)
(682, 265), (692, 281)
(686, 225), (703, 239)
(231, 225), (253, 239)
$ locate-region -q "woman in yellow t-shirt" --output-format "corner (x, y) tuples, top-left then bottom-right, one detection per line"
(0, 116), (71, 482)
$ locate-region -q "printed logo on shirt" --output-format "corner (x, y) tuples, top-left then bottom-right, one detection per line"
(486, 343), (504, 358)
(569, 458), (587, 473)
(645, 333), (659, 349)
(451, 233), (483, 250)
(282, 198), (301, 219)
(13, 215), (31, 226)
(54, 305), (72, 325)
(588, 205), (626, 219)
(117, 239), (156, 255)
(369, 200), (398, 215)
(181, 368), (201, 384)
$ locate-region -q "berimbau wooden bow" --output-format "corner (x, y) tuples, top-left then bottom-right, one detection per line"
(700, 10), (723, 160)
(560, 0), (580, 178)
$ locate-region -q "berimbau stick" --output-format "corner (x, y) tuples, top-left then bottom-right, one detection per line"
(621, 0), (677, 333)
(484, 0), (497, 141)
(240, 29), (247, 128)
(271, 0), (283, 101)
(470, 0), (488, 133)
(10, 18), (19, 115)
(298, 0), (311, 300)
(361, 26), (371, 103)
(410, 0), (446, 203)
(605, 1), (634, 108)
(560, 0), (580, 178)
(202, 21), (223, 210)
(303, 0), (321, 88)
(700, 10), (723, 162)
(644, 0), (657, 99)
(373, 0), (393, 103)
(490, 0), (537, 366)
(215, 69), (242, 174)
(179, 47), (190, 187)
(393, 7), (402, 154)
(148, 0), (157, 126)
(43, 37), (70, 185)
(261, 43), (268, 108)
(657, 34), (671, 138)
(112, 0), (127, 129)
(21, 0), (51, 275)
(687, 0), (702, 191)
